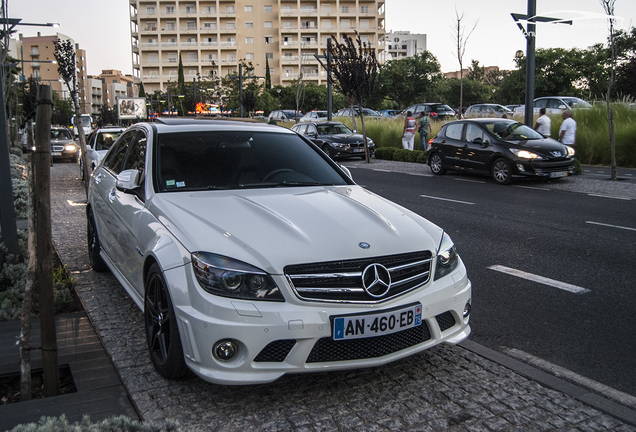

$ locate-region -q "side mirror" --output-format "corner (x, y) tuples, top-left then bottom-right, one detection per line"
(116, 169), (142, 192)
(559, 105), (567, 110)
(472, 137), (485, 146)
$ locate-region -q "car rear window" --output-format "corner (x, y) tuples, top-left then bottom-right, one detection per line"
(430, 104), (453, 112)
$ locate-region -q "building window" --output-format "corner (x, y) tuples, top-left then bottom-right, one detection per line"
(341, 5), (349, 13)
(148, 53), (158, 62)
(226, 21), (235, 29)
(264, 5), (272, 12)
(265, 53), (273, 59)
(203, 22), (216, 29)
(360, 5), (369, 13)
(202, 6), (215, 13)
(186, 21), (196, 30)
(166, 22), (176, 30)
(226, 6), (235, 13)
(246, 53), (254, 60)
(245, 5), (253, 12)
(284, 53), (293, 59)
(264, 21), (273, 28)
(341, 19), (350, 29)
(360, 19), (369, 29)
(187, 53), (197, 62)
(283, 21), (292, 29)
(245, 21), (253, 28)
(168, 53), (177, 63)
(146, 6), (155, 14)
(228, 53), (236, 61)
(166, 6), (175, 14)
(245, 37), (254, 44)
(186, 5), (196, 14)
(282, 5), (292, 12)
(264, 36), (273, 44)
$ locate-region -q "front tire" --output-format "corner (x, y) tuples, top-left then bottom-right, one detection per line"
(491, 158), (513, 185)
(87, 210), (108, 272)
(429, 154), (446, 175)
(145, 263), (188, 380)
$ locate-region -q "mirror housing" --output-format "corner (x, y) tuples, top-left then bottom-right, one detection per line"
(116, 169), (142, 192)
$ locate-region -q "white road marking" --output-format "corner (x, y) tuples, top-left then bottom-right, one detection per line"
(505, 348), (636, 410)
(514, 185), (550, 191)
(587, 194), (632, 201)
(408, 172), (434, 177)
(586, 221), (636, 232)
(488, 265), (590, 294)
(67, 200), (86, 206)
(420, 195), (475, 205)
(454, 178), (485, 184)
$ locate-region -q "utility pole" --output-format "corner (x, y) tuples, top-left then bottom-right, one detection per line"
(33, 84), (59, 397)
(314, 38), (333, 121)
(228, 63), (264, 118)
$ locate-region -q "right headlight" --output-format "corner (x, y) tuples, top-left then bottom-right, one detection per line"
(192, 252), (284, 301)
(434, 232), (459, 280)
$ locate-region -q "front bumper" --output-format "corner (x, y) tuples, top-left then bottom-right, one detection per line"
(51, 144), (78, 160)
(515, 158), (575, 178)
(164, 259), (471, 385)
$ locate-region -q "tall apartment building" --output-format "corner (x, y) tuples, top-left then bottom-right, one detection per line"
(14, 33), (90, 114)
(384, 31), (426, 61)
(129, 0), (386, 93)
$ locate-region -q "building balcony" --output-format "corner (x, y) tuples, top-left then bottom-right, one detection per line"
(282, 56), (300, 62)
(181, 42), (199, 47)
(141, 42), (159, 48)
(219, 41), (237, 48)
(161, 42), (178, 47)
(201, 41), (219, 47)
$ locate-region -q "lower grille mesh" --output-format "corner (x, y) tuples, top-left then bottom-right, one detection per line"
(254, 339), (296, 362)
(435, 311), (456, 332)
(306, 322), (431, 363)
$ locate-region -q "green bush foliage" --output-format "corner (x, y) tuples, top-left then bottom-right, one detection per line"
(10, 154), (29, 220)
(8, 414), (185, 432)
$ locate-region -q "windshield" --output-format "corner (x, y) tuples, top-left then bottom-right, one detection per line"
(156, 131), (350, 192)
(317, 124), (352, 135)
(95, 131), (124, 151)
(51, 129), (72, 140)
(561, 98), (592, 109)
(484, 121), (544, 140)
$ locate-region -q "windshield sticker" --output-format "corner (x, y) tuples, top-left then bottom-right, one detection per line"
(176, 181), (186, 188)
(166, 180), (175, 187)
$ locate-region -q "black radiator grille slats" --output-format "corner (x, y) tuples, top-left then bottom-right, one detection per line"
(285, 251), (433, 303)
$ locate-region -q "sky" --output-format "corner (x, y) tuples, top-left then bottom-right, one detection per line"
(10, 0), (636, 76)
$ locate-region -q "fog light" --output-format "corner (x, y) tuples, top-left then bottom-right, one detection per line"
(213, 339), (238, 361)
(516, 164), (525, 172)
(463, 302), (472, 318)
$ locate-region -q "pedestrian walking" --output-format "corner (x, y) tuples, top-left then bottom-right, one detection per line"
(402, 111), (416, 150)
(534, 107), (552, 137)
(558, 110), (576, 146)
(418, 112), (432, 151)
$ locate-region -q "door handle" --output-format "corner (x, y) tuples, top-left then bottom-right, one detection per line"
(94, 173), (102, 184)
(108, 187), (116, 203)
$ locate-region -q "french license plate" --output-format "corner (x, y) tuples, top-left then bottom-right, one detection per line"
(332, 303), (422, 341)
(550, 171), (567, 178)
(353, 148), (364, 153)
(52, 152), (62, 156)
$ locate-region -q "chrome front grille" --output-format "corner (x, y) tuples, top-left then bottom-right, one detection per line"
(285, 251), (432, 303)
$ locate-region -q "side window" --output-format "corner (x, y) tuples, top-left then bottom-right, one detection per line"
(534, 99), (547, 108)
(465, 124), (486, 143)
(297, 125), (307, 134)
(122, 132), (147, 174)
(306, 125), (317, 135)
(549, 99), (562, 108)
(444, 123), (463, 140)
(103, 130), (137, 174)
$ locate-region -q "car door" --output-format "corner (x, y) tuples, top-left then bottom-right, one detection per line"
(105, 130), (149, 293)
(461, 123), (495, 173)
(91, 129), (138, 260)
(438, 122), (465, 170)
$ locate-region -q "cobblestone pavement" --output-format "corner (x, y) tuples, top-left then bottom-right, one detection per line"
(50, 161), (636, 431)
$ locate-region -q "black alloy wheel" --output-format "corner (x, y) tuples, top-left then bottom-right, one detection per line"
(322, 144), (332, 157)
(87, 210), (108, 272)
(491, 158), (513, 185)
(144, 263), (189, 379)
(429, 154), (446, 175)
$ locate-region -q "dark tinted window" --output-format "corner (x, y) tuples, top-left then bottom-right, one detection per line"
(445, 123), (463, 140)
(430, 104), (453, 112)
(103, 130), (137, 174)
(156, 130), (350, 192)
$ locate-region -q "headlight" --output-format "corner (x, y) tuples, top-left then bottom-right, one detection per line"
(566, 145), (575, 157)
(434, 232), (459, 281)
(65, 144), (77, 152)
(509, 148), (542, 159)
(192, 253), (284, 301)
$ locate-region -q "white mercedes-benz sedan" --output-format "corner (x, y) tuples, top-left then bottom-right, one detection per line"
(87, 118), (472, 385)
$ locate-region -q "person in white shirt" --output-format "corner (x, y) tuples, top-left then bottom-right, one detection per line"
(558, 110), (577, 146)
(534, 107), (551, 137)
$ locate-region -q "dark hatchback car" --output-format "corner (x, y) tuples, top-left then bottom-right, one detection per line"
(426, 119), (576, 185)
(402, 103), (456, 121)
(291, 121), (374, 159)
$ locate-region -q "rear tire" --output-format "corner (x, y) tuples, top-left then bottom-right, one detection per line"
(145, 263), (189, 380)
(429, 154), (446, 175)
(87, 210), (108, 272)
(491, 158), (513, 185)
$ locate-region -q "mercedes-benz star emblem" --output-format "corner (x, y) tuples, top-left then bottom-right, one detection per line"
(362, 264), (392, 298)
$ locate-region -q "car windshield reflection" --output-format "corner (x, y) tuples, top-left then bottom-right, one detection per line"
(485, 122), (544, 141)
(317, 124), (352, 135)
(157, 131), (350, 192)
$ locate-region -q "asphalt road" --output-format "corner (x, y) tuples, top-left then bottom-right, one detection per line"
(346, 166), (636, 398)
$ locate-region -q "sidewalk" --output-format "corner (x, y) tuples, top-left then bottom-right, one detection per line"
(32, 162), (636, 430)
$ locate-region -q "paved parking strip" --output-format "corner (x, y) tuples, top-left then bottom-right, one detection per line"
(50, 162), (636, 431)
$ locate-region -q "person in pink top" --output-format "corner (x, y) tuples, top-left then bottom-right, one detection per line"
(402, 111), (416, 150)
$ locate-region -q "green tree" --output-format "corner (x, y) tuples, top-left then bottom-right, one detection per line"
(614, 27), (636, 97)
(138, 82), (146, 98)
(265, 58), (271, 90)
(377, 52), (442, 109)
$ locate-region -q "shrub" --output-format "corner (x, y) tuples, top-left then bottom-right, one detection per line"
(374, 147), (397, 160)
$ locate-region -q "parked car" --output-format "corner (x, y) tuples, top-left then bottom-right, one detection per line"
(334, 107), (383, 119)
(50, 127), (78, 162)
(299, 111), (330, 122)
(291, 121), (375, 159)
(400, 103), (456, 121)
(464, 104), (513, 118)
(83, 126), (126, 172)
(427, 118), (575, 185)
(513, 97), (592, 117)
(87, 118), (471, 385)
(268, 109), (303, 123)
(505, 104), (522, 112)
(378, 109), (401, 118)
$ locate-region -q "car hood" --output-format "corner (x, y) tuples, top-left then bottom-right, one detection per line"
(322, 133), (368, 144)
(149, 186), (442, 274)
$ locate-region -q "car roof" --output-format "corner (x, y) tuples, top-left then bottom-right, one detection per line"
(150, 117), (294, 134)
(445, 118), (518, 125)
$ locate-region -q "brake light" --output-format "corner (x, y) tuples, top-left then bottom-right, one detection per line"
(431, 112), (438, 117)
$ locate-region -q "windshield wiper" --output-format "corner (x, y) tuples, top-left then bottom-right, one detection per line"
(238, 181), (322, 188)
